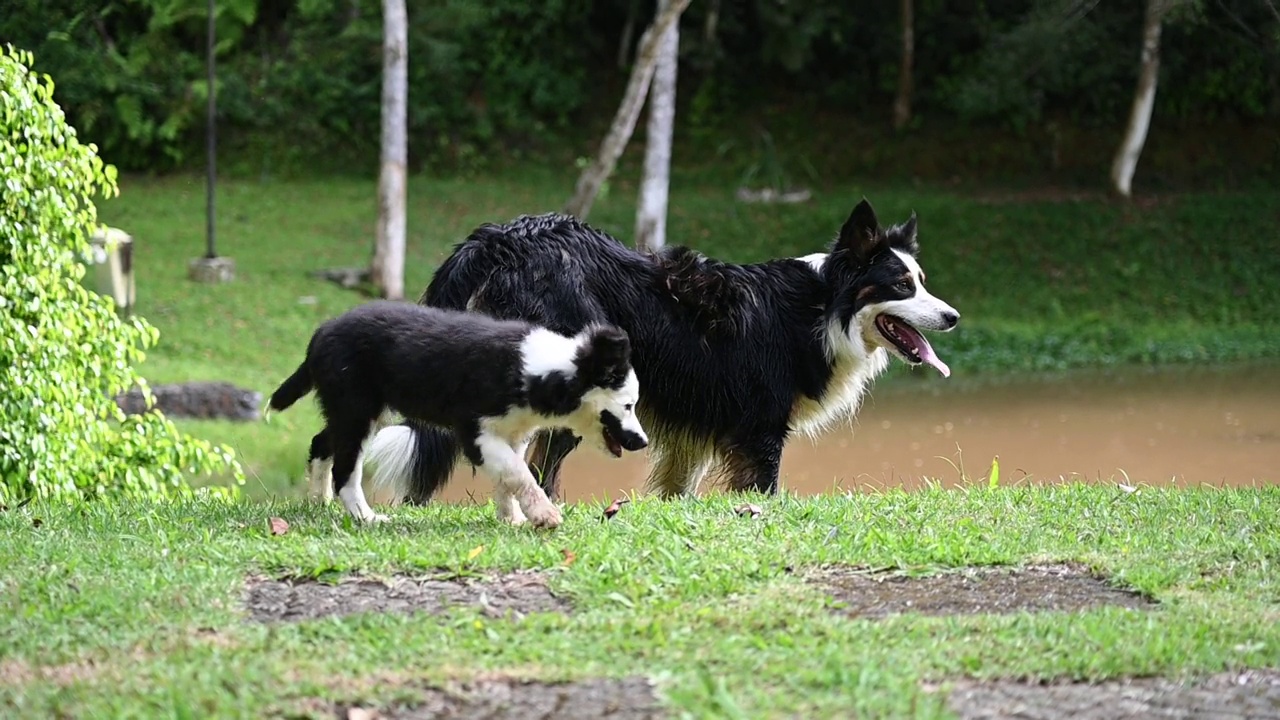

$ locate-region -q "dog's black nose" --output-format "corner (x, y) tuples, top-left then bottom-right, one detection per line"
(941, 310), (960, 329)
(623, 432), (648, 452)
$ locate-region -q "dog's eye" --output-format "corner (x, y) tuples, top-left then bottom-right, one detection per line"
(894, 280), (912, 292)
(624, 403), (634, 412)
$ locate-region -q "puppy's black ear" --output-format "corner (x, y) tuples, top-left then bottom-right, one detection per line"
(576, 326), (632, 389)
(526, 371), (582, 416)
(886, 211), (919, 257)
(833, 197), (884, 265)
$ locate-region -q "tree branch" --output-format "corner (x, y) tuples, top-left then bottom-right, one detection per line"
(563, 0), (693, 220)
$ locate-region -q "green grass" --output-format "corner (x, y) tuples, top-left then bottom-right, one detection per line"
(2, 485), (1278, 717)
(92, 166), (1280, 498)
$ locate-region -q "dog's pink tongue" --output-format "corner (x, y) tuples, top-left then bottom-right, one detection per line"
(917, 339), (951, 378)
(898, 322), (951, 378)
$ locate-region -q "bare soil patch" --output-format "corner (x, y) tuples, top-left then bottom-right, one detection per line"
(812, 563), (1154, 619)
(0, 658), (104, 687)
(946, 669), (1280, 720)
(244, 571), (568, 623)
(333, 676), (664, 719)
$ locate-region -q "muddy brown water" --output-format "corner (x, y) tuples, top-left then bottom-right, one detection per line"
(433, 362), (1280, 504)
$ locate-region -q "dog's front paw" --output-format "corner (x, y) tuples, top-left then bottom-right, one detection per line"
(522, 502), (562, 529)
(496, 499), (528, 526)
(505, 507), (529, 526)
(350, 510), (389, 524)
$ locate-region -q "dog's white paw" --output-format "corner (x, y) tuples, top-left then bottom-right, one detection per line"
(494, 493), (527, 525)
(505, 507), (529, 526)
(522, 501), (562, 529)
(349, 510), (389, 524)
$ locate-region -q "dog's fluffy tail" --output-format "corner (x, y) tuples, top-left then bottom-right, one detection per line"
(269, 363), (313, 412)
(365, 419), (461, 505)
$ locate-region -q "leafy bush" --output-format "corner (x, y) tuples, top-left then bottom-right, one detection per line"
(0, 45), (242, 504)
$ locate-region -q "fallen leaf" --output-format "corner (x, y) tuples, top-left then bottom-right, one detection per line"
(32, 517), (43, 528)
(268, 517), (289, 535)
(560, 548), (577, 566)
(602, 497), (631, 520)
(347, 708), (379, 720)
(467, 544), (485, 560)
(734, 503), (763, 519)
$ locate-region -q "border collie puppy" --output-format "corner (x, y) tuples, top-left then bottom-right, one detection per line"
(267, 301), (648, 526)
(364, 198), (959, 504)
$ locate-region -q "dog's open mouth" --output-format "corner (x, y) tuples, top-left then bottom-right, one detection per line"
(875, 314), (951, 377)
(602, 427), (624, 458)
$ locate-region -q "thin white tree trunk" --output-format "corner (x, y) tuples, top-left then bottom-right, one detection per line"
(563, 0), (692, 220)
(617, 0), (638, 70)
(1110, 0), (1174, 199)
(892, 0), (914, 131)
(636, 0), (680, 251)
(371, 0), (407, 299)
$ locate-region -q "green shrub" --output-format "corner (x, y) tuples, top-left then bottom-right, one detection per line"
(0, 45), (242, 505)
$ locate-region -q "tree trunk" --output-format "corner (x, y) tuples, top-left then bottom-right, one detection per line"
(1110, 0), (1175, 199)
(892, 0), (914, 131)
(563, 0), (692, 221)
(635, 0), (680, 252)
(704, 0), (720, 45)
(370, 0), (407, 299)
(617, 0), (638, 70)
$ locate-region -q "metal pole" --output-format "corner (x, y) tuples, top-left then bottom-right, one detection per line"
(205, 0), (217, 259)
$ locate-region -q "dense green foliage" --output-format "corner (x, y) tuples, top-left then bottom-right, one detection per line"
(3, 0), (1278, 175)
(0, 45), (242, 504)
(2, 487), (1278, 715)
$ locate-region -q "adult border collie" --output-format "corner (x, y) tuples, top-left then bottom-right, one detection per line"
(364, 198), (958, 505)
(268, 300), (648, 526)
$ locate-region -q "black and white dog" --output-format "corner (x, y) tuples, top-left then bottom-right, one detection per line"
(268, 300), (649, 526)
(364, 198), (958, 504)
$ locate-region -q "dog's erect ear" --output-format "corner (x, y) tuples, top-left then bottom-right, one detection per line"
(834, 198), (884, 265)
(575, 326), (632, 388)
(886, 211), (919, 257)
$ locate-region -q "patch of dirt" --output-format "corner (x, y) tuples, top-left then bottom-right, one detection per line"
(243, 571), (569, 623)
(335, 676), (664, 720)
(0, 658), (105, 687)
(946, 669), (1280, 720)
(812, 563), (1154, 619)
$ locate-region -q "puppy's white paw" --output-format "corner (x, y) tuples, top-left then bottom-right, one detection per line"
(348, 509), (389, 524)
(505, 506), (528, 526)
(522, 501), (562, 529)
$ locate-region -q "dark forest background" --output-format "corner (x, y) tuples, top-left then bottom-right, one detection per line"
(4, 0), (1279, 187)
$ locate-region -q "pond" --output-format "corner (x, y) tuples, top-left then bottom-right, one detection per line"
(433, 361), (1280, 504)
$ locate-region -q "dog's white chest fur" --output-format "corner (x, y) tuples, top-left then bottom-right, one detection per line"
(788, 312), (890, 440)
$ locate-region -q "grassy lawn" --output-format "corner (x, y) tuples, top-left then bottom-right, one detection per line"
(3, 485), (1278, 717)
(7, 167), (1277, 717)
(94, 167), (1280, 498)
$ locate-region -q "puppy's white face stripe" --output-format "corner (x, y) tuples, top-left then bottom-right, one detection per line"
(520, 328), (579, 378)
(614, 370), (646, 440)
(617, 370), (640, 406)
(578, 368), (648, 450)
